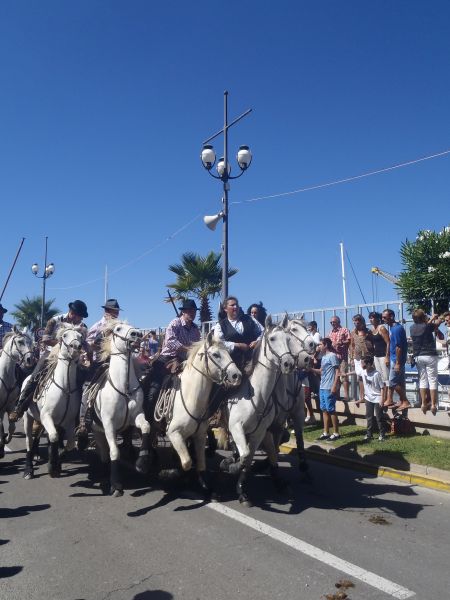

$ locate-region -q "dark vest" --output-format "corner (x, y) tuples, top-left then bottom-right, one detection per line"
(219, 315), (259, 366)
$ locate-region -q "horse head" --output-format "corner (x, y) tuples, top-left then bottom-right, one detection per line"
(57, 324), (84, 360)
(286, 319), (316, 357)
(2, 329), (35, 368)
(262, 315), (295, 374)
(191, 332), (242, 387)
(110, 321), (143, 354)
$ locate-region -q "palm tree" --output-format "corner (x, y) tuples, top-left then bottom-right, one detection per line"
(11, 296), (59, 331)
(167, 251), (238, 323)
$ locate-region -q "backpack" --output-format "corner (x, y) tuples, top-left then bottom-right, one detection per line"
(391, 414), (416, 435)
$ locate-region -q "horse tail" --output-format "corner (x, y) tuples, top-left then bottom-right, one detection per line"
(216, 426), (229, 450)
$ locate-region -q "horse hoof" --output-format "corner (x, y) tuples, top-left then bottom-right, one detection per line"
(111, 488), (124, 498)
(239, 496), (252, 508)
(135, 456), (150, 474)
(228, 462), (242, 476)
(23, 470), (34, 480)
(219, 456), (235, 473)
(100, 482), (110, 495)
(48, 465), (61, 478)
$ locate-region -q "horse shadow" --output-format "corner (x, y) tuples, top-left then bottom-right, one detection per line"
(0, 504), (51, 519)
(133, 592), (173, 600)
(0, 566), (23, 578)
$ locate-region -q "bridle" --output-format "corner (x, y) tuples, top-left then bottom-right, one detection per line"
(193, 341), (236, 385)
(98, 327), (142, 432)
(2, 334), (34, 368)
(260, 327), (294, 369)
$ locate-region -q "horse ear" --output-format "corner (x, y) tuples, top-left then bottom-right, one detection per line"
(265, 314), (273, 329)
(13, 325), (19, 333)
(206, 331), (214, 346)
(281, 313), (289, 329)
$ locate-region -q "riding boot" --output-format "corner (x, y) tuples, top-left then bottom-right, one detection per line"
(9, 377), (39, 422)
(145, 382), (162, 423)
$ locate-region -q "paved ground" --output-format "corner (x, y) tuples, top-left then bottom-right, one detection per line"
(1, 431), (449, 600)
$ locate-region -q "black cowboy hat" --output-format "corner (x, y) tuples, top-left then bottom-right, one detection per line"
(0, 303), (7, 313)
(101, 298), (122, 312)
(68, 300), (88, 318)
(179, 299), (198, 311)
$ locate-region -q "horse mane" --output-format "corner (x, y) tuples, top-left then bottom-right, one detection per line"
(2, 330), (32, 347)
(185, 339), (207, 367)
(245, 332), (266, 376)
(1, 332), (15, 346)
(98, 319), (128, 361)
(185, 338), (228, 368)
(45, 324), (85, 365)
(289, 317), (307, 329)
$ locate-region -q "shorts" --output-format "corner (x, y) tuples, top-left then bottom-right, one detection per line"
(388, 361), (405, 387)
(320, 389), (336, 413)
(416, 355), (438, 390)
(339, 359), (349, 382)
(374, 355), (390, 383)
(354, 359), (364, 378)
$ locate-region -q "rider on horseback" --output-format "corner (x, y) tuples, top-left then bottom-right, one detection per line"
(0, 303), (13, 351)
(75, 299), (122, 446)
(10, 300), (89, 421)
(143, 299), (200, 422)
(213, 296), (264, 369)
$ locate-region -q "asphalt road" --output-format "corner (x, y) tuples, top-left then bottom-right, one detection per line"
(1, 430), (449, 600)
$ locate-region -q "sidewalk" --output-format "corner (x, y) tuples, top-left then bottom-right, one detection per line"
(279, 437), (450, 493)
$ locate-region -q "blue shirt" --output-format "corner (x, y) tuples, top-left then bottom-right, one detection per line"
(389, 322), (408, 364)
(320, 352), (339, 389)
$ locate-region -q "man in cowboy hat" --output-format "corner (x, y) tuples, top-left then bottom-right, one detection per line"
(75, 299), (122, 447)
(0, 303), (13, 351)
(11, 299), (89, 421)
(142, 299), (201, 421)
(86, 298), (121, 361)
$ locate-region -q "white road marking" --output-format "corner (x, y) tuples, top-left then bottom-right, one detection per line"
(205, 502), (415, 599)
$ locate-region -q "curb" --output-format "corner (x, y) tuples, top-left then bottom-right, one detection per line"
(279, 441), (450, 493)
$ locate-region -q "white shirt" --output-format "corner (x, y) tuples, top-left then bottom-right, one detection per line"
(213, 317), (264, 353)
(362, 369), (384, 404)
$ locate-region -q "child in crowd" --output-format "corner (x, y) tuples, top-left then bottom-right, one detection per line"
(361, 355), (386, 441)
(309, 337), (340, 441)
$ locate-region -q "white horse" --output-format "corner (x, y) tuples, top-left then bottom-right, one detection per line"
(23, 324), (85, 479)
(91, 321), (151, 497)
(267, 319), (317, 477)
(166, 332), (241, 494)
(0, 329), (35, 457)
(220, 314), (295, 505)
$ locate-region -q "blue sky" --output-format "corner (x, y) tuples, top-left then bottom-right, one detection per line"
(1, 1), (449, 329)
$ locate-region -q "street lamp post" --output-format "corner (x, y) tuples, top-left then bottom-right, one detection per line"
(31, 236), (55, 328)
(201, 91), (252, 302)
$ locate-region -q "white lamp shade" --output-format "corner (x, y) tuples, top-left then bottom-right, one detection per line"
(45, 263), (55, 276)
(201, 145), (216, 169)
(237, 145), (252, 170)
(203, 213), (224, 231)
(31, 263), (39, 275)
(217, 157), (231, 177)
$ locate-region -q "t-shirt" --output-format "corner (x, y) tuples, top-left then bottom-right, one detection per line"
(410, 322), (437, 356)
(362, 369), (384, 403)
(388, 322), (408, 364)
(320, 352), (339, 389)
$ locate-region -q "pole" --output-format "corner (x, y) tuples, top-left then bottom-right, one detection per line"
(222, 90), (229, 302)
(167, 290), (180, 317)
(104, 264), (108, 303)
(340, 241), (347, 307)
(41, 236), (48, 328)
(0, 237), (25, 302)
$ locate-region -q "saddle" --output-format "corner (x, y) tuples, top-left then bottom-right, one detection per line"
(32, 362), (57, 402)
(85, 363), (110, 405)
(154, 373), (180, 427)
